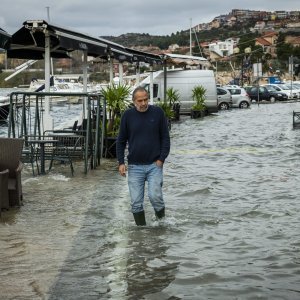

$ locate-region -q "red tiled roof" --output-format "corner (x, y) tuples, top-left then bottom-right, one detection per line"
(255, 37), (272, 46)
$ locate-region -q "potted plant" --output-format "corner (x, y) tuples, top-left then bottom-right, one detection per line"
(166, 87), (180, 121)
(101, 83), (131, 157)
(191, 85), (206, 119)
(155, 87), (180, 130)
(156, 101), (174, 130)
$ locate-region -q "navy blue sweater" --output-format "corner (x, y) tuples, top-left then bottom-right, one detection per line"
(116, 105), (170, 165)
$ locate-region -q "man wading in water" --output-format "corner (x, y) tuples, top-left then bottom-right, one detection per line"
(116, 86), (170, 226)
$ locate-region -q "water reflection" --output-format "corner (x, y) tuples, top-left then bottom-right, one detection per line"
(1, 102), (300, 299)
(125, 227), (178, 299)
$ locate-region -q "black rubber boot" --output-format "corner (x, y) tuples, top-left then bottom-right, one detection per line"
(155, 207), (165, 219)
(133, 211), (146, 226)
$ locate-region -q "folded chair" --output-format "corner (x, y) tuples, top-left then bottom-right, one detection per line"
(0, 138), (25, 207)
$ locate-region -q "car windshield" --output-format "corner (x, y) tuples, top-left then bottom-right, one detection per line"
(293, 84), (300, 88)
(265, 86), (277, 91)
(279, 84), (291, 90)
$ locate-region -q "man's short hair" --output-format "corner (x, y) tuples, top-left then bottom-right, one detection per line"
(132, 86), (149, 101)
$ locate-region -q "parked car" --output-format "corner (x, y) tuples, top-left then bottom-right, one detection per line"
(263, 84), (297, 99)
(224, 84), (241, 89)
(224, 87), (251, 108)
(282, 82), (300, 98)
(217, 87), (232, 110)
(292, 83), (300, 98)
(245, 86), (286, 102)
(262, 85), (288, 101)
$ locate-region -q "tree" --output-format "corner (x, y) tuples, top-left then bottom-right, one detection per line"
(277, 43), (294, 61)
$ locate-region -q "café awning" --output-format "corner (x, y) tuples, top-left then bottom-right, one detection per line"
(7, 20), (108, 59)
(125, 47), (162, 65)
(6, 20), (163, 65)
(0, 27), (11, 50)
(98, 38), (133, 63)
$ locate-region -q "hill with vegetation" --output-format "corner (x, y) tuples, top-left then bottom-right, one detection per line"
(101, 20), (257, 49)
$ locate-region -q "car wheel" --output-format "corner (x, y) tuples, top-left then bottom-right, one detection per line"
(239, 101), (249, 109)
(219, 102), (229, 110)
(270, 96), (276, 102)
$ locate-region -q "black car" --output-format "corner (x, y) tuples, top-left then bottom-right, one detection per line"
(244, 86), (288, 102)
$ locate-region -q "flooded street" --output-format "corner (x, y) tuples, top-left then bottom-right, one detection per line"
(1, 102), (300, 299)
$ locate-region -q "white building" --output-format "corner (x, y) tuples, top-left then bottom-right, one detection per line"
(253, 21), (266, 31)
(208, 39), (236, 58)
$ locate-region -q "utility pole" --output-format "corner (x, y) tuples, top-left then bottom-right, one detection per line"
(190, 18), (192, 56)
(46, 6), (50, 22)
(289, 55), (294, 98)
(46, 6), (54, 76)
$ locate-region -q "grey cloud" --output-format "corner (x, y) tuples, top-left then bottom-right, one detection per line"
(0, 0), (298, 37)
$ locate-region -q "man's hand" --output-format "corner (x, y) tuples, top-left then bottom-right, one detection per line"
(118, 164), (127, 177)
(156, 160), (164, 167)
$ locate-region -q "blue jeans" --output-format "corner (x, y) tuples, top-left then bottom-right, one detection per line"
(128, 163), (164, 214)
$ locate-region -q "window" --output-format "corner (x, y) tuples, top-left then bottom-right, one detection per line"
(143, 84), (158, 98)
(228, 89), (241, 95)
(217, 88), (227, 95)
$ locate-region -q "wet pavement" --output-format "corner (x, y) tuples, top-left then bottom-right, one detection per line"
(1, 101), (300, 299)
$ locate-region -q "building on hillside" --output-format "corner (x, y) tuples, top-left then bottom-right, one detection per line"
(290, 11), (300, 20)
(224, 16), (237, 27)
(286, 22), (300, 28)
(285, 36), (300, 47)
(265, 21), (275, 30)
(255, 32), (278, 57)
(275, 11), (288, 19)
(274, 20), (284, 28)
(251, 21), (266, 32)
(193, 23), (210, 32)
(231, 9), (250, 19)
(214, 15), (228, 25)
(262, 32), (278, 44)
(208, 39), (235, 61)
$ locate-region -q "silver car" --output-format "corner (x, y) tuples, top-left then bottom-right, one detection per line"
(217, 87), (232, 110)
(224, 87), (251, 108)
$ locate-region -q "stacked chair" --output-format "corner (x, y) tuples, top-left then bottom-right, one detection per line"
(0, 138), (24, 211)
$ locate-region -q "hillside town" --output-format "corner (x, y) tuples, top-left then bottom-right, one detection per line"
(133, 9), (300, 61)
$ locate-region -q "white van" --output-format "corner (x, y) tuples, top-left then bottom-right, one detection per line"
(140, 69), (218, 114)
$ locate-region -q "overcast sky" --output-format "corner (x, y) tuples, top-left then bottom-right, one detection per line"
(0, 0), (299, 37)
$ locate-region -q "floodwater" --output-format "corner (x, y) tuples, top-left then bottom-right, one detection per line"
(1, 101), (300, 300)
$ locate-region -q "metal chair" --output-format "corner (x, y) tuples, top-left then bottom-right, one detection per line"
(49, 142), (74, 176)
(21, 143), (40, 176)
